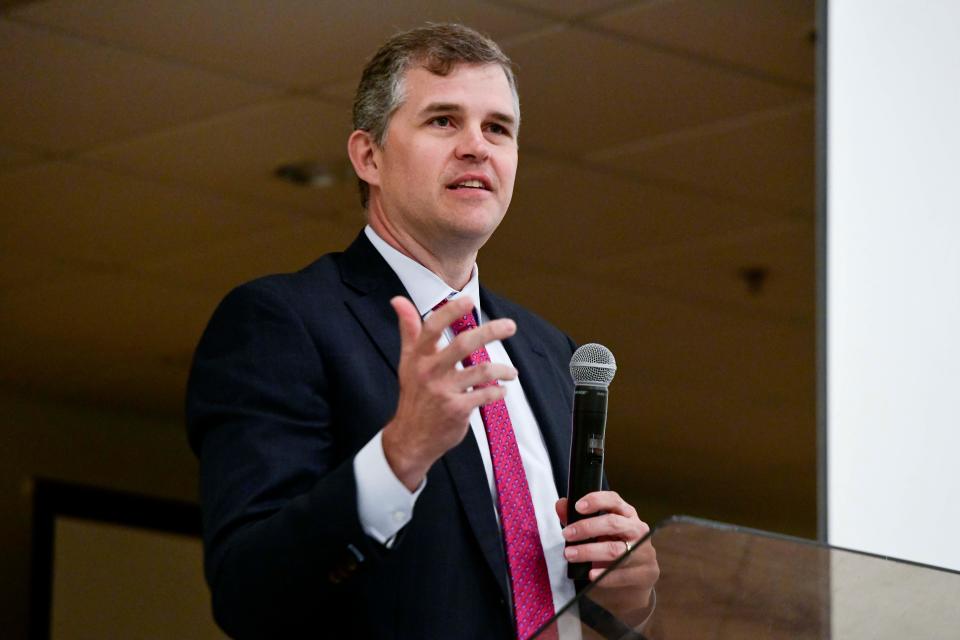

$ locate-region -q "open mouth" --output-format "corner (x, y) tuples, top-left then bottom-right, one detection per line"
(447, 178), (491, 191)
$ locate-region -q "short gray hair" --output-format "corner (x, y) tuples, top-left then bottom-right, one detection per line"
(352, 23), (519, 208)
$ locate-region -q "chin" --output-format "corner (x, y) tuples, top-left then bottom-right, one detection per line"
(438, 222), (499, 249)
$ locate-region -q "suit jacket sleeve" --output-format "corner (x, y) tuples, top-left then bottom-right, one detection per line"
(186, 278), (387, 637)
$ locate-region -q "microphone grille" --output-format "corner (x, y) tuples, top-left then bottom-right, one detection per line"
(569, 343), (617, 387)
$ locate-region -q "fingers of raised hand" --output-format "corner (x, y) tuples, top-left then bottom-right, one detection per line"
(463, 382), (509, 408)
(456, 361), (517, 390)
(418, 362), (507, 404)
(438, 318), (516, 368)
(412, 363), (514, 417)
(418, 296), (475, 350)
(391, 296), (424, 351)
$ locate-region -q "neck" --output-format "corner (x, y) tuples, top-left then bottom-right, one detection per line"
(367, 209), (478, 291)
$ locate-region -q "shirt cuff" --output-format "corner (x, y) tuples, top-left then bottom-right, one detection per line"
(353, 430), (426, 546)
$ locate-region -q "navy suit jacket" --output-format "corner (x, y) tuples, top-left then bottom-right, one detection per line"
(186, 231), (577, 638)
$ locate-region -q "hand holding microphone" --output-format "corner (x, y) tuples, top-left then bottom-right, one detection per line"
(564, 343), (617, 579)
(561, 344), (658, 598)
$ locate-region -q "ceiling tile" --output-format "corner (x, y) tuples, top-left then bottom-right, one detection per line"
(592, 102), (815, 212)
(140, 217), (362, 295)
(0, 19), (276, 153)
(0, 349), (190, 416)
(312, 77), (360, 106)
(13, 0), (549, 90)
(589, 0), (816, 86)
(0, 272), (215, 413)
(81, 97), (360, 216)
(504, 26), (810, 156)
(0, 252), (74, 291)
(485, 163), (781, 272)
(595, 221), (815, 320)
(488, 0), (628, 19)
(0, 160), (295, 268)
(489, 247), (814, 388)
(515, 149), (570, 180)
(0, 271), (215, 366)
(0, 143), (43, 172)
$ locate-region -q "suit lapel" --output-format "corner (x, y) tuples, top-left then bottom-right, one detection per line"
(442, 433), (511, 599)
(340, 232), (408, 374)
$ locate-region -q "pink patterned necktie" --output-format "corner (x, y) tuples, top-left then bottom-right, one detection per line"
(440, 301), (556, 640)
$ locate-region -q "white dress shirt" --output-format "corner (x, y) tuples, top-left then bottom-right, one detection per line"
(353, 225), (577, 619)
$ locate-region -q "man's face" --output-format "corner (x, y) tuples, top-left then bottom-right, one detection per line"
(371, 63), (519, 253)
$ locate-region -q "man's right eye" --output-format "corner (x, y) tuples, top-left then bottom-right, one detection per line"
(431, 116), (451, 127)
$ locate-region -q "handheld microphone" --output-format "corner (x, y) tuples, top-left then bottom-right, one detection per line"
(565, 343), (616, 580)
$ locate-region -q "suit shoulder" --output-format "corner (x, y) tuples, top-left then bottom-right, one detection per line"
(482, 288), (576, 354)
(221, 251), (346, 311)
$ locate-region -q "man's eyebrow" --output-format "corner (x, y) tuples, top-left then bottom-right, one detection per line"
(418, 102), (462, 117)
(418, 102), (517, 126)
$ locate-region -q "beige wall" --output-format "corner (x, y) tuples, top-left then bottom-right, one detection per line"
(0, 390), (197, 638)
(51, 517), (224, 639)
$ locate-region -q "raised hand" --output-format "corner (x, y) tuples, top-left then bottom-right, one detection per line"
(382, 295), (518, 490)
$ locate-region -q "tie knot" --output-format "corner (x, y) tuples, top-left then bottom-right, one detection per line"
(432, 298), (478, 335)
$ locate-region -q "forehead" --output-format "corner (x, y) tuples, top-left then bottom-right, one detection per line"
(398, 63), (517, 116)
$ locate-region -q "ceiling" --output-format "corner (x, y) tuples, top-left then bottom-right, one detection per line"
(0, 0), (817, 534)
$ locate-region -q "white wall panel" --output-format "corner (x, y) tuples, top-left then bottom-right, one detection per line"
(827, 0), (960, 570)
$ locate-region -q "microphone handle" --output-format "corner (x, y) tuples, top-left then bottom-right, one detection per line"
(566, 385), (608, 580)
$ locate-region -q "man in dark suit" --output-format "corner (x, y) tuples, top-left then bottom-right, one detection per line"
(187, 24), (658, 639)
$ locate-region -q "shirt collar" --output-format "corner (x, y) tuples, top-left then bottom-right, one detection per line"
(364, 225), (483, 321)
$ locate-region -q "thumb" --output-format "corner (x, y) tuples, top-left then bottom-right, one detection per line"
(391, 296), (422, 352)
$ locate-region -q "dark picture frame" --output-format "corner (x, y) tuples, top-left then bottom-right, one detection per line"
(29, 479), (201, 640)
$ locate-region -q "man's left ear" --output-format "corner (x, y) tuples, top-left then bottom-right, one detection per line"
(347, 129), (381, 187)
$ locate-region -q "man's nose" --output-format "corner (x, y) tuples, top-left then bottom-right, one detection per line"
(454, 125), (490, 162)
